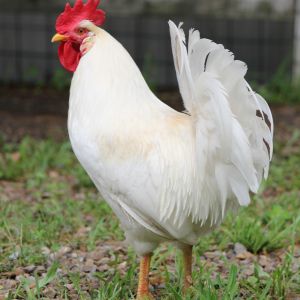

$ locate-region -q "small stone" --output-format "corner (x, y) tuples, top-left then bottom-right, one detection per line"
(15, 267), (24, 276)
(157, 283), (166, 289)
(69, 293), (79, 300)
(24, 265), (35, 273)
(43, 287), (56, 298)
(58, 246), (72, 257)
(241, 265), (254, 277)
(90, 251), (104, 261)
(11, 152), (20, 162)
(2, 279), (17, 289)
(98, 264), (110, 272)
(75, 227), (91, 237)
(234, 243), (247, 255)
(114, 246), (124, 252)
(41, 192), (51, 199)
(118, 261), (127, 270)
(41, 246), (51, 256)
(65, 283), (74, 291)
(236, 251), (253, 260)
(204, 251), (222, 259)
(85, 258), (94, 266)
(57, 268), (63, 275)
(49, 253), (55, 261)
(70, 265), (80, 272)
(291, 259), (300, 273)
(16, 275), (24, 282)
(82, 262), (96, 273)
(99, 257), (110, 264)
(3, 267), (24, 278)
(84, 214), (94, 222)
(35, 266), (45, 274)
(8, 251), (19, 260)
(49, 171), (59, 178)
(89, 278), (100, 289)
(258, 255), (271, 267)
(294, 248), (300, 258)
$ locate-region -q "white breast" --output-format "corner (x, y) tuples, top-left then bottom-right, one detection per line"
(66, 30), (237, 255)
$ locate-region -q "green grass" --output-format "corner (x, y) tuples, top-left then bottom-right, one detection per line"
(0, 135), (299, 299)
(255, 59), (300, 105)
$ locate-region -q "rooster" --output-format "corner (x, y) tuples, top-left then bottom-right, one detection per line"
(52, 0), (273, 298)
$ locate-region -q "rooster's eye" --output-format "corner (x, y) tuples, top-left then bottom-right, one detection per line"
(77, 28), (86, 35)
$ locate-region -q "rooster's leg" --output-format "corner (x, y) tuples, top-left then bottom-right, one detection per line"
(182, 245), (193, 292)
(137, 253), (153, 300)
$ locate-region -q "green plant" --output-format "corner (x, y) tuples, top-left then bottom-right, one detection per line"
(224, 212), (298, 254)
(51, 68), (72, 91)
(241, 252), (299, 300)
(0, 137), (74, 183)
(258, 59), (300, 104)
(7, 262), (59, 300)
(24, 66), (44, 87)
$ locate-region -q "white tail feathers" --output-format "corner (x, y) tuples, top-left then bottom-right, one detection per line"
(167, 20), (273, 224)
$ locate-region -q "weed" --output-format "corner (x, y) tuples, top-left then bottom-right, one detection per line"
(7, 262), (59, 299)
(257, 59), (300, 104)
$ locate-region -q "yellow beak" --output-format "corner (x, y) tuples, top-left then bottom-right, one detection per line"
(51, 33), (68, 43)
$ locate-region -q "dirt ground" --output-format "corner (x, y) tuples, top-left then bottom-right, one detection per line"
(0, 86), (299, 142)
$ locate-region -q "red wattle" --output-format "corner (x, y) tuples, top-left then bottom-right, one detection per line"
(58, 41), (82, 73)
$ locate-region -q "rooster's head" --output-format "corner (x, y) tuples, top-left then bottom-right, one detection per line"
(52, 0), (105, 72)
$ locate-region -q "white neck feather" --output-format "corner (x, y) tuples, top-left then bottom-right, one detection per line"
(69, 29), (157, 116)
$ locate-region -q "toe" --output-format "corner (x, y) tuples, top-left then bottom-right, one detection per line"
(136, 293), (154, 300)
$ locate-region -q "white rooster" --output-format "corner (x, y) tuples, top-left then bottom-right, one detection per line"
(52, 0), (273, 298)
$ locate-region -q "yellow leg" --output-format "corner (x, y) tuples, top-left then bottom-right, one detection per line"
(137, 253), (154, 300)
(182, 245), (193, 292)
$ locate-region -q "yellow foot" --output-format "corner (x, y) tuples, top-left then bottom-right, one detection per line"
(183, 274), (193, 293)
(136, 292), (154, 300)
(183, 285), (193, 297)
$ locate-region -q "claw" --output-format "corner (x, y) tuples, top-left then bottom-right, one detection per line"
(136, 293), (154, 300)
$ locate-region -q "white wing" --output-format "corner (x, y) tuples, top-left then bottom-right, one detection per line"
(167, 21), (273, 224)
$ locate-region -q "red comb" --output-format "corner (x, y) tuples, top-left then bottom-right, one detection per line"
(56, 0), (105, 33)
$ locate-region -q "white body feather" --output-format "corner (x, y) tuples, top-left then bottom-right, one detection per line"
(68, 22), (273, 255)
